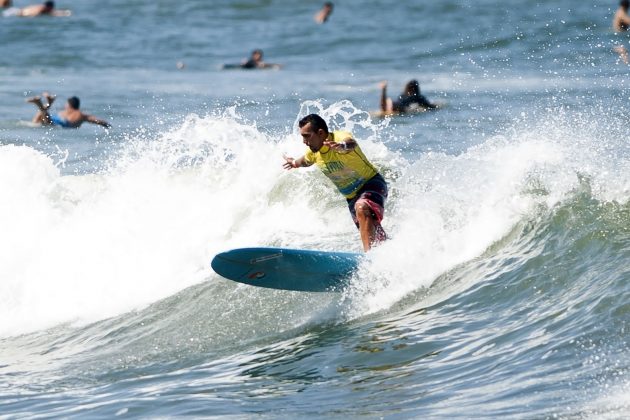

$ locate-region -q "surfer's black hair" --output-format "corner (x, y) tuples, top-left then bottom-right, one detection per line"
(67, 96), (80, 109)
(298, 114), (328, 133)
(404, 80), (420, 96)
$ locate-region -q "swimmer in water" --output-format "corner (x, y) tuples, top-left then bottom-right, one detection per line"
(379, 80), (437, 114)
(240, 49), (282, 69)
(26, 93), (111, 129)
(8, 1), (71, 17)
(314, 2), (333, 24)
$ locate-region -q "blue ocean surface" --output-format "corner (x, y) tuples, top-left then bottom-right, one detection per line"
(0, 0), (628, 418)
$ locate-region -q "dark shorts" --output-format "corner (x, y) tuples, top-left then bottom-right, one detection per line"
(346, 173), (388, 227)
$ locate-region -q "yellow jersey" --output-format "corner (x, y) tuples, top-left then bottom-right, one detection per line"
(304, 130), (378, 199)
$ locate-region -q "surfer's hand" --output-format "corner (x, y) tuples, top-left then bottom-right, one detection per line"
(282, 154), (298, 169)
(325, 141), (350, 153)
(325, 141), (343, 151)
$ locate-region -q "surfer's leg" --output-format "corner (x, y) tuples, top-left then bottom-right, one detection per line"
(348, 175), (388, 251)
(26, 93), (53, 125)
(43, 92), (56, 108)
(373, 222), (388, 243)
(354, 197), (387, 251)
(355, 201), (376, 252)
(26, 96), (50, 125)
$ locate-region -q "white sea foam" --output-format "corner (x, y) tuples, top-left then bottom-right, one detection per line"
(1, 103), (627, 337)
(0, 107), (388, 337)
(342, 107), (630, 317)
(0, 114), (284, 336)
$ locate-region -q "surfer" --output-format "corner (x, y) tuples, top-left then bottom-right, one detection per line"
(26, 93), (111, 129)
(283, 114), (387, 252)
(314, 2), (333, 24)
(379, 80), (437, 114)
(6, 1), (71, 17)
(240, 49), (282, 70)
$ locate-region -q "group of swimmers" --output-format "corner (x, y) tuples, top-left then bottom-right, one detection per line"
(8, 2), (630, 252)
(12, 1), (629, 131)
(11, 1), (439, 130)
(225, 2), (437, 115)
(3, 1), (92, 127)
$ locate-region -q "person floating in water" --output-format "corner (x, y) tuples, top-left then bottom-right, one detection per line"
(4, 1), (71, 17)
(379, 80), (437, 114)
(282, 114), (388, 252)
(314, 2), (333, 24)
(27, 93), (111, 129)
(221, 49), (281, 70)
(240, 49), (282, 70)
(613, 0), (630, 64)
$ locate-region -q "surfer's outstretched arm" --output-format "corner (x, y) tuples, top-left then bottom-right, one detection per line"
(379, 81), (388, 112)
(379, 81), (394, 113)
(283, 154), (307, 169)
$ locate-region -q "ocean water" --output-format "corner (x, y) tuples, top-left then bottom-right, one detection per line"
(1, 0), (629, 418)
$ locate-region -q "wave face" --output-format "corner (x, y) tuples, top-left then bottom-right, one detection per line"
(1, 101), (628, 417)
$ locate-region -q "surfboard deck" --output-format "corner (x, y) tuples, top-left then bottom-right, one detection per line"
(211, 247), (363, 292)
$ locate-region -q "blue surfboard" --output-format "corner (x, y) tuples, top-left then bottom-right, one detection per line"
(211, 247), (363, 292)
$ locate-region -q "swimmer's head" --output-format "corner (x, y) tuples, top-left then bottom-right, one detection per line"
(44, 1), (54, 9)
(67, 96), (80, 110)
(622, 0), (630, 10)
(405, 80), (420, 96)
(251, 49), (263, 61)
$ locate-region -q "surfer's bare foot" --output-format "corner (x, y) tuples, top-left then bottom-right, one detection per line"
(26, 95), (48, 112)
(43, 92), (56, 107)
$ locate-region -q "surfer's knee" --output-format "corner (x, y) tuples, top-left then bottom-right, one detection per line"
(354, 201), (371, 220)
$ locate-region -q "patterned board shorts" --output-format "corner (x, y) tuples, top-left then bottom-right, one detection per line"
(347, 173), (388, 226)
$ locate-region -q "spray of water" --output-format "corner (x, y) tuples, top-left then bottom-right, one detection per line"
(1, 102), (627, 337)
